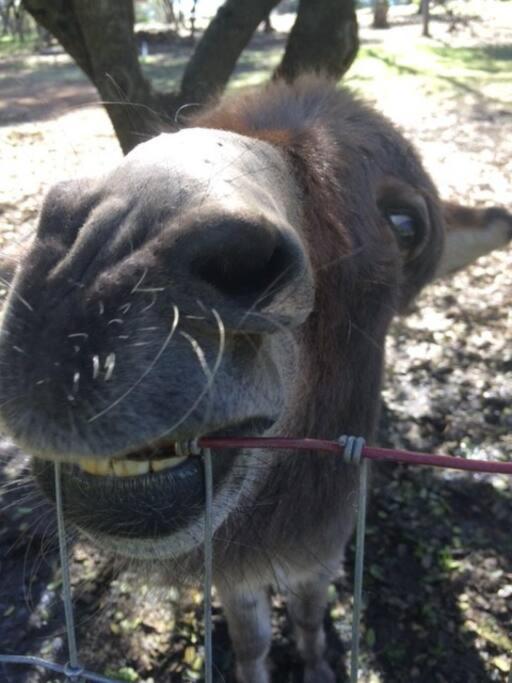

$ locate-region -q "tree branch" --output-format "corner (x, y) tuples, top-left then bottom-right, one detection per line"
(275, 0), (359, 82)
(180, 0), (281, 103)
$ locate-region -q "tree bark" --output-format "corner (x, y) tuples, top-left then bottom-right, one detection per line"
(180, 0), (281, 103)
(275, 0), (359, 82)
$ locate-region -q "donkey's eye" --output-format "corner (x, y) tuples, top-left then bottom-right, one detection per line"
(386, 211), (422, 251)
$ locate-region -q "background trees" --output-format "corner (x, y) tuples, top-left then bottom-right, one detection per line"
(21, 0), (359, 152)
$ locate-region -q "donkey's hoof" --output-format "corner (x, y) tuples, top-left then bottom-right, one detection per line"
(304, 661), (335, 683)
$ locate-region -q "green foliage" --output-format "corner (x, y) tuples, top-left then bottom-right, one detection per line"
(430, 43), (512, 74)
(346, 41), (512, 107)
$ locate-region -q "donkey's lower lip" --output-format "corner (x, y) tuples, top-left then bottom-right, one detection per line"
(33, 452), (213, 539)
(31, 418), (274, 541)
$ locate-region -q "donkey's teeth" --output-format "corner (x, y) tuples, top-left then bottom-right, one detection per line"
(78, 458), (113, 476)
(112, 459), (150, 477)
(151, 456), (187, 472)
(77, 454), (189, 476)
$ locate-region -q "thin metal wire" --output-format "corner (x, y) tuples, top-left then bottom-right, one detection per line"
(0, 655), (124, 683)
(54, 461), (82, 682)
(0, 463), (125, 683)
(350, 459), (369, 683)
(203, 448), (214, 683)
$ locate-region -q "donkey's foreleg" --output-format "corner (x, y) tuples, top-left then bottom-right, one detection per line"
(287, 572), (335, 683)
(218, 587), (272, 683)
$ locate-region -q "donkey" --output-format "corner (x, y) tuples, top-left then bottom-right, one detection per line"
(0, 77), (510, 683)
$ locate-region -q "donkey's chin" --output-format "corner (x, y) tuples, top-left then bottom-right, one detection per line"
(32, 417), (274, 560)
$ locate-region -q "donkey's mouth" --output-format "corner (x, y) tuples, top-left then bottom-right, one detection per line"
(32, 418), (273, 542)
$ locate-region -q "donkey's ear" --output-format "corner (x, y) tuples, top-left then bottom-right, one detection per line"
(435, 201), (512, 278)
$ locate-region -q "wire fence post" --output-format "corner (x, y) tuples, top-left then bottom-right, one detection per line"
(350, 457), (369, 683)
(203, 448), (214, 683)
(54, 461), (84, 683)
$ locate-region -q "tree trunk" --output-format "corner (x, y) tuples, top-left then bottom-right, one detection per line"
(275, 0), (358, 82)
(422, 0), (430, 36)
(22, 0), (171, 153)
(74, 1), (167, 153)
(373, 0), (389, 29)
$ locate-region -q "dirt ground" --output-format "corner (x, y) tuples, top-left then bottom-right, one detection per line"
(0, 3), (511, 683)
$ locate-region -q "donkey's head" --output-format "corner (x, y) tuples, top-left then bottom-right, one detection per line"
(0, 78), (469, 567)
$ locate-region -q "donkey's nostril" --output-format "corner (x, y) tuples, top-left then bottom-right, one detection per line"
(190, 217), (301, 306)
(196, 243), (290, 304)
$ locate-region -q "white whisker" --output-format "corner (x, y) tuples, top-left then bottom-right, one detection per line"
(88, 305), (180, 422)
(131, 268), (148, 293)
(0, 275), (33, 312)
(161, 308), (225, 437)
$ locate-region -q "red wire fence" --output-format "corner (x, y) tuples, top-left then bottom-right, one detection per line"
(198, 435), (512, 474)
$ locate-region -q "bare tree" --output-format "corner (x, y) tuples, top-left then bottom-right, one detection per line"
(22, 0), (359, 153)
